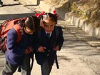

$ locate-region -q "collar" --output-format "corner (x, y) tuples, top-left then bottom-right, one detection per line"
(45, 32), (52, 37)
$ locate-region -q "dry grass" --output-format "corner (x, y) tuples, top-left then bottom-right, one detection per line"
(71, 0), (100, 27)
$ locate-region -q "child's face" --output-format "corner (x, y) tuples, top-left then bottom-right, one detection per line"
(42, 19), (55, 33)
(24, 27), (34, 35)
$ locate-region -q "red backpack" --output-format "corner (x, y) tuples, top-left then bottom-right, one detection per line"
(0, 18), (26, 52)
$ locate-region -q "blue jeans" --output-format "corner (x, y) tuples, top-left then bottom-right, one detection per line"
(41, 59), (52, 75)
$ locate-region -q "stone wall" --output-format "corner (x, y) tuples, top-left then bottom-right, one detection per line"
(39, 0), (70, 19)
(70, 0), (100, 27)
(44, 0), (68, 6)
(19, 0), (37, 5)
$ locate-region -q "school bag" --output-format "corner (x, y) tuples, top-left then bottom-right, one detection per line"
(0, 18), (26, 53)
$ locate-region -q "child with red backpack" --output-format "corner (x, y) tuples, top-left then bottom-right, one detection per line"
(35, 11), (64, 75)
(1, 16), (40, 75)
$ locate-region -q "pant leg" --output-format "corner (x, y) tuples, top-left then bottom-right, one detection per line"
(21, 54), (31, 75)
(2, 61), (18, 75)
(41, 59), (52, 75)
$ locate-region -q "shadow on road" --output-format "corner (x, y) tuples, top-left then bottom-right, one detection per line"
(3, 3), (20, 6)
(58, 55), (71, 62)
(62, 25), (100, 57)
(0, 13), (35, 20)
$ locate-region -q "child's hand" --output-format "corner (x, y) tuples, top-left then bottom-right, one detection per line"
(53, 45), (59, 51)
(38, 46), (46, 52)
(25, 49), (31, 54)
(25, 47), (33, 54)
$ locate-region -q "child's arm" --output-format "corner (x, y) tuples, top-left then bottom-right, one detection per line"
(53, 45), (59, 51)
(7, 28), (25, 54)
(32, 32), (46, 53)
(54, 27), (64, 51)
(7, 28), (17, 50)
(38, 46), (46, 52)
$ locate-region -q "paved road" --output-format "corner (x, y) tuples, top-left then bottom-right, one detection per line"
(1, 0), (100, 75)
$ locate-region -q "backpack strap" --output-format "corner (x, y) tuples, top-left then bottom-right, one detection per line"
(54, 26), (59, 47)
(54, 26), (60, 69)
(13, 24), (22, 42)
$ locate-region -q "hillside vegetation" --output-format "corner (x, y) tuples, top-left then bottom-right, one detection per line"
(43, 0), (100, 27)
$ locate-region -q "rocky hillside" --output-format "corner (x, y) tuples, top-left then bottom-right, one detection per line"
(43, 0), (100, 27)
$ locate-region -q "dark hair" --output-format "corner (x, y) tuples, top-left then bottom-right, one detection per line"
(25, 16), (40, 31)
(41, 13), (57, 24)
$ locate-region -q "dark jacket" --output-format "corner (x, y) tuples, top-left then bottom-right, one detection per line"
(35, 26), (64, 65)
(6, 28), (35, 65)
